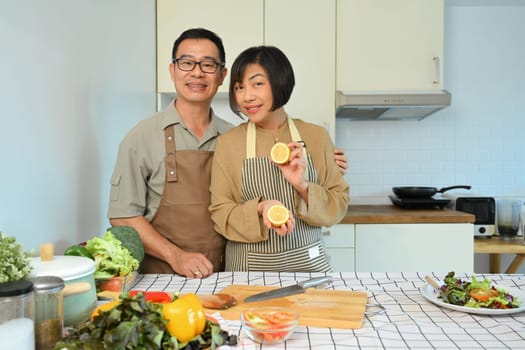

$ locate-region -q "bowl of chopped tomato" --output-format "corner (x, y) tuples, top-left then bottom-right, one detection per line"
(240, 307), (299, 344)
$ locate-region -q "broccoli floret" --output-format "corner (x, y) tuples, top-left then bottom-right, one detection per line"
(107, 226), (145, 263)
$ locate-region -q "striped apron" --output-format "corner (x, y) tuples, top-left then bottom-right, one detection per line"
(225, 118), (331, 272)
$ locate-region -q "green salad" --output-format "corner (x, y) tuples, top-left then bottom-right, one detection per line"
(437, 271), (521, 309)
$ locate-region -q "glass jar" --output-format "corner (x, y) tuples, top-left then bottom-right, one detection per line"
(31, 276), (65, 350)
(0, 280), (35, 350)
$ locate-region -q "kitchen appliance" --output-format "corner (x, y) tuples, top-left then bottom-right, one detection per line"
(244, 276), (332, 303)
(335, 90), (451, 121)
(446, 195), (496, 237)
(389, 195), (450, 209)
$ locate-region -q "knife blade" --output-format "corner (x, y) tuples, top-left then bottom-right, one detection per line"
(244, 276), (333, 303)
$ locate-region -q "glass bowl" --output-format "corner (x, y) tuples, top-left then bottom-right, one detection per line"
(240, 307), (299, 344)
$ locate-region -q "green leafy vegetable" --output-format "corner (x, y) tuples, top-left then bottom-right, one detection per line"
(85, 231), (139, 279)
(54, 293), (237, 350)
(107, 226), (145, 263)
(0, 232), (32, 283)
(438, 271), (521, 309)
(64, 245), (94, 259)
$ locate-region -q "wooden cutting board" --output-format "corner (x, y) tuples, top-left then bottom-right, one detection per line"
(207, 285), (368, 329)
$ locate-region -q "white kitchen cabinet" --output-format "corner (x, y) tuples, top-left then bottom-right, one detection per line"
(156, 0), (264, 94)
(156, 0), (337, 138)
(355, 223), (474, 272)
(265, 0), (336, 139)
(336, 0), (444, 91)
(322, 224), (355, 271)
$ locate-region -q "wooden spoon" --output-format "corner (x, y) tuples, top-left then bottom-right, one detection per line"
(425, 275), (441, 289)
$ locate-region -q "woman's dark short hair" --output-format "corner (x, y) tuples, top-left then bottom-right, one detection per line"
(229, 46), (295, 116)
(172, 28), (225, 65)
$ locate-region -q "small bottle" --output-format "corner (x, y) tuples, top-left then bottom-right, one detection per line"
(0, 280), (35, 350)
(31, 276), (65, 350)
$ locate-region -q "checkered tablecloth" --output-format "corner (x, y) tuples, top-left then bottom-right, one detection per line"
(131, 272), (525, 349)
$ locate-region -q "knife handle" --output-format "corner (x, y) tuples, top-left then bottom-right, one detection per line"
(299, 276), (333, 289)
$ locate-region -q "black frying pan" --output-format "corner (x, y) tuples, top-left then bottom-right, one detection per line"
(392, 185), (471, 199)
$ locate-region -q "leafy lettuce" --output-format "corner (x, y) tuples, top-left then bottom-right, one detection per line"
(85, 231), (139, 279)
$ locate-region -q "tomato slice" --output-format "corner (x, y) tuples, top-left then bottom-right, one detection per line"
(265, 311), (296, 325)
(469, 288), (499, 301)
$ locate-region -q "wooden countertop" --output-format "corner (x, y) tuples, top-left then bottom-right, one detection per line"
(340, 205), (475, 224)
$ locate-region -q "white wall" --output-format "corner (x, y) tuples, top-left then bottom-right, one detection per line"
(0, 1), (156, 252)
(335, 1), (525, 273)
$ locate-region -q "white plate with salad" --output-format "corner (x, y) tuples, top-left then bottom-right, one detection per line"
(420, 272), (525, 315)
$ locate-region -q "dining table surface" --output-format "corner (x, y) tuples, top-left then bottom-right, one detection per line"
(130, 272), (525, 349)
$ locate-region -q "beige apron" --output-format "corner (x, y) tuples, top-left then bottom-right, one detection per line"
(225, 118), (330, 272)
(140, 125), (226, 273)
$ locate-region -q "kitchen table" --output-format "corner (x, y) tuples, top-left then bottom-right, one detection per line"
(475, 236), (525, 273)
(131, 272), (525, 349)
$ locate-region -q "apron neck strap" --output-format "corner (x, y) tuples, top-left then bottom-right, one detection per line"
(246, 117), (308, 179)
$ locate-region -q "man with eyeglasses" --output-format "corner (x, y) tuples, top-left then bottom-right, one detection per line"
(107, 28), (348, 278)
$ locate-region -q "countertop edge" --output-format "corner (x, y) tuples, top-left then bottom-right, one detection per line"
(340, 205), (476, 224)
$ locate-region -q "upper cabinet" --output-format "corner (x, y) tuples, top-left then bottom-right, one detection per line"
(336, 0), (444, 92)
(156, 0), (263, 94)
(156, 0), (336, 138)
(265, 0), (336, 138)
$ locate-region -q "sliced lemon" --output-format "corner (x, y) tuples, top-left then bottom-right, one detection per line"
(270, 142), (291, 164)
(267, 204), (290, 227)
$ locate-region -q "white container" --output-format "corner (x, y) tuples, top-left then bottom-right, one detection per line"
(0, 280), (35, 350)
(0, 318), (35, 350)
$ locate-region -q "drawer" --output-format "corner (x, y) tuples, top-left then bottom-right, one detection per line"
(322, 224), (355, 247)
(325, 248), (355, 271)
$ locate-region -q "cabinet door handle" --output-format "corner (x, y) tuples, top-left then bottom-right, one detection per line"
(433, 56), (440, 84)
(322, 230), (330, 236)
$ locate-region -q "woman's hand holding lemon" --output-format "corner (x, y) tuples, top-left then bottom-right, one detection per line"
(270, 141), (309, 201)
(258, 200), (295, 235)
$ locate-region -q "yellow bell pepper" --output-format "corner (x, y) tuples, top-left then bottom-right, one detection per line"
(91, 300), (120, 319)
(162, 293), (206, 343)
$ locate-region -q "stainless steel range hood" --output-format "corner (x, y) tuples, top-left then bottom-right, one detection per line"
(336, 90), (451, 121)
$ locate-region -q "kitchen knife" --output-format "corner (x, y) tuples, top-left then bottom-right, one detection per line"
(244, 276), (333, 303)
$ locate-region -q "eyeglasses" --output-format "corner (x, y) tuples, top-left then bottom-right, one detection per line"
(173, 58), (224, 74)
